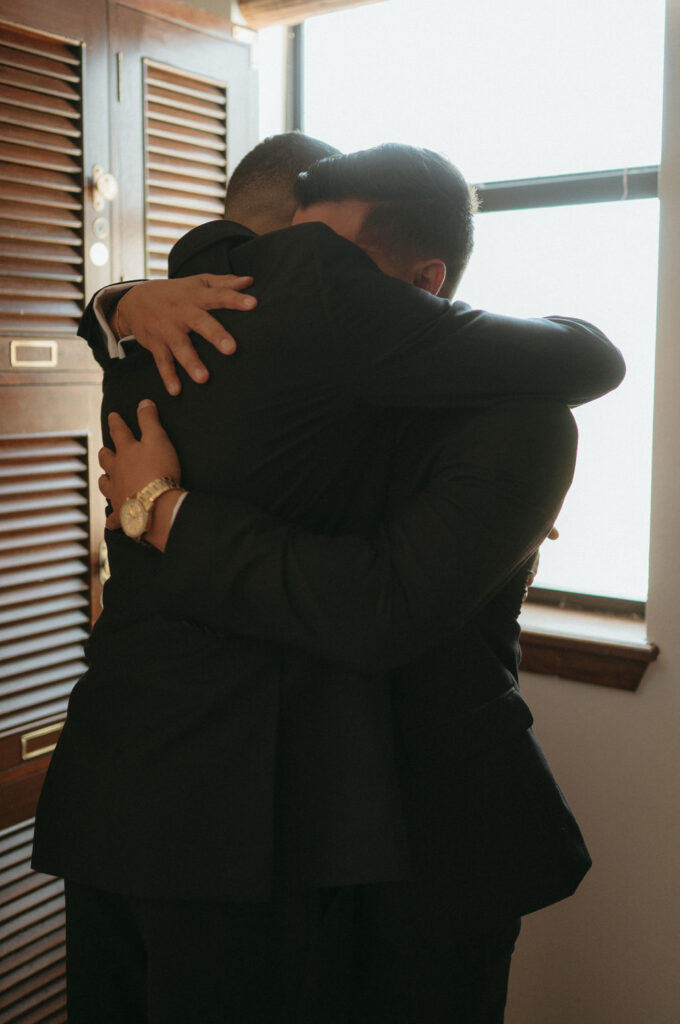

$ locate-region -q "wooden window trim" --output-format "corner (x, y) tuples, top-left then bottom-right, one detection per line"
(519, 603), (659, 691)
(116, 0), (236, 40)
(236, 0), (384, 30)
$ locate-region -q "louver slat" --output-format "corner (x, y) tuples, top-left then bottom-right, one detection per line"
(147, 156), (226, 185)
(0, 26), (81, 65)
(1, 125), (82, 158)
(0, 526), (89, 556)
(0, 163), (80, 194)
(144, 61), (227, 277)
(0, 64), (80, 102)
(0, 821), (66, 1024)
(0, 608), (89, 642)
(0, 577), (88, 612)
(0, 592), (88, 628)
(0, 434), (91, 740)
(0, 44), (79, 84)
(0, 23), (84, 336)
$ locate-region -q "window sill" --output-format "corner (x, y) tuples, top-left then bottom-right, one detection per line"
(518, 603), (659, 691)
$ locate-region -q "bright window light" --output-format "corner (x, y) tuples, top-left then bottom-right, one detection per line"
(459, 199), (659, 601)
(304, 0), (664, 181)
(257, 26), (286, 140)
(302, 0), (665, 602)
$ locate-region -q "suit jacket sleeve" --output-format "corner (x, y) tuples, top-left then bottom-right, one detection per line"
(79, 228), (625, 404)
(157, 400), (577, 671)
(353, 306), (624, 409)
(78, 283), (143, 369)
(315, 236), (625, 408)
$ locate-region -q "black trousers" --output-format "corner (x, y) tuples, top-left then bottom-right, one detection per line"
(352, 881), (520, 1024)
(64, 879), (519, 1024)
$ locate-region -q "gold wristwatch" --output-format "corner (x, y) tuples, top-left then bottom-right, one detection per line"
(119, 476), (182, 541)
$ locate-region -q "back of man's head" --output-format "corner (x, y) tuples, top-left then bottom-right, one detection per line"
(225, 132), (340, 234)
(294, 143), (477, 299)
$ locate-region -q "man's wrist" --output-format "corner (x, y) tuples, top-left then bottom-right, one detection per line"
(143, 489), (186, 552)
(113, 296), (132, 341)
(111, 301), (124, 341)
(93, 283), (136, 359)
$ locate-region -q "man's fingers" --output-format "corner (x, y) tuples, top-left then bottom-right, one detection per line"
(136, 399), (167, 439)
(107, 412), (135, 447)
(106, 511), (121, 530)
(98, 472), (112, 497)
(185, 310), (237, 356)
(197, 275), (256, 314)
(548, 526), (560, 540)
(166, 336), (211, 382)
(210, 287), (256, 312)
(153, 349), (184, 396)
(200, 273), (254, 293)
(98, 446), (115, 472)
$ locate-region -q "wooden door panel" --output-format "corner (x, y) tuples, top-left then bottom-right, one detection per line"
(0, 0), (258, 836)
(0, 399), (103, 833)
(110, 0), (257, 281)
(0, 23), (85, 338)
(0, 5), (257, 1019)
(144, 60), (229, 275)
(0, 0), (113, 308)
(0, 820), (66, 1023)
(0, 6), (108, 842)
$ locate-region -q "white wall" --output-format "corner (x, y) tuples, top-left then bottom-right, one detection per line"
(507, 2), (680, 1020)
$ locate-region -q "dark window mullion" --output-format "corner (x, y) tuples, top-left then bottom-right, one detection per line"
(475, 165), (659, 213)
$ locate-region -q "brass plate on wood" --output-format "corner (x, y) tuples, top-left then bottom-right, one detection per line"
(10, 340), (59, 369)
(21, 722), (65, 761)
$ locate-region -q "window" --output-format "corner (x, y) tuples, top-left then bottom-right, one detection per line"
(300, 0), (665, 610)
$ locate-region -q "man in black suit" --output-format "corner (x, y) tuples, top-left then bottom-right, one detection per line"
(103, 396), (581, 1024)
(33, 136), (624, 1022)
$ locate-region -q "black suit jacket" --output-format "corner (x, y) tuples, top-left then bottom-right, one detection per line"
(33, 220), (620, 904)
(154, 400), (592, 920)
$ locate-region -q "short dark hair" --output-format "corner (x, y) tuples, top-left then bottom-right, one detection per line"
(225, 132), (340, 227)
(295, 143), (477, 298)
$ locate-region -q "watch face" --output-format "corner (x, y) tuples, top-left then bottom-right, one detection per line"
(120, 497), (148, 539)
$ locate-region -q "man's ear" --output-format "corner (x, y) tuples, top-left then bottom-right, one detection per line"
(412, 259), (446, 296)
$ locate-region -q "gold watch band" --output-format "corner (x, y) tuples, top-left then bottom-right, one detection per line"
(136, 476), (182, 512)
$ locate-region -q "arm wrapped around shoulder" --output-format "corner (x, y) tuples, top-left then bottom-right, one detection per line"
(156, 400), (578, 671)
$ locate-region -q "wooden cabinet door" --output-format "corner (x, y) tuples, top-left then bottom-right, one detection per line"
(0, 0), (110, 830)
(0, 4), (257, 1020)
(110, 0), (257, 283)
(0, 0), (258, 835)
(0, 7), (109, 1019)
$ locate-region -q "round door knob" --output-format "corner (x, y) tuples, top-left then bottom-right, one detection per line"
(97, 172), (118, 201)
(91, 164), (119, 206)
(92, 165), (119, 204)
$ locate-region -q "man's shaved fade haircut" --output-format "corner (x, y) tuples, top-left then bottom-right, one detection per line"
(295, 143), (478, 299)
(225, 132), (340, 232)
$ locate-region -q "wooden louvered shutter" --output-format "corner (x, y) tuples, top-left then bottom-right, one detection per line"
(110, 0), (256, 283)
(0, 5), (106, 1022)
(0, 24), (85, 337)
(0, 435), (91, 830)
(0, 0), (108, 841)
(144, 62), (228, 277)
(0, 820), (66, 1023)
(0, 7), (256, 1021)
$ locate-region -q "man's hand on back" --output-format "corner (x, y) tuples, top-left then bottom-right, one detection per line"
(99, 400), (184, 551)
(114, 274), (258, 395)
